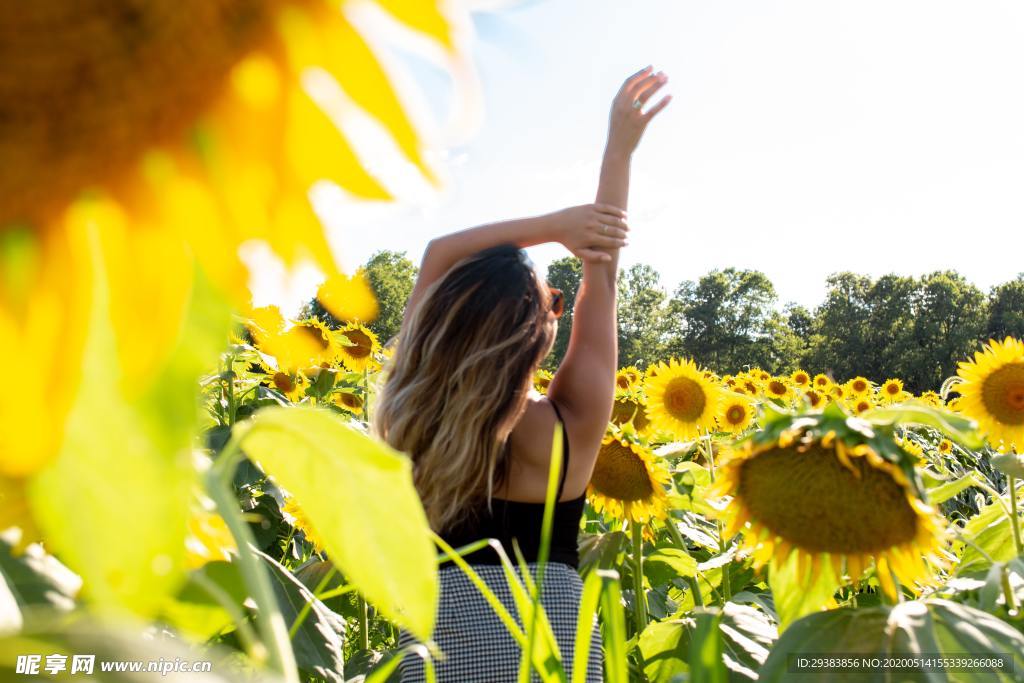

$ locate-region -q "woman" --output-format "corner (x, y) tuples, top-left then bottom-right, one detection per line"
(370, 66), (671, 682)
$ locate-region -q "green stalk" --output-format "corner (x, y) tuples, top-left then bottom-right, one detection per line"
(1009, 476), (1023, 556)
(209, 435), (299, 682)
(665, 521), (703, 607)
(192, 571), (263, 662)
(630, 521), (648, 634)
(702, 431), (731, 601)
(359, 366), (372, 651)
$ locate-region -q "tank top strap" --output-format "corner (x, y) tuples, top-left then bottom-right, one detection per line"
(548, 398), (571, 501)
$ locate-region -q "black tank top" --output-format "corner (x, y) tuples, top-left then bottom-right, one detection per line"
(438, 399), (586, 569)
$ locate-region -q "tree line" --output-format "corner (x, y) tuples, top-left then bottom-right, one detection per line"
(302, 250), (1024, 394)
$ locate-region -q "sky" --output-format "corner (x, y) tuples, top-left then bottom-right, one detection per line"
(248, 0), (1024, 316)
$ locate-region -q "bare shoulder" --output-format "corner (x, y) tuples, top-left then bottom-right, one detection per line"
(505, 390), (603, 501)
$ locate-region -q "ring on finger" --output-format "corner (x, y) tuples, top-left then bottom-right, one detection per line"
(631, 98), (643, 110)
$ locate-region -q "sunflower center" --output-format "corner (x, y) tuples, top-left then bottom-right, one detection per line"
(343, 330), (372, 359)
(590, 441), (655, 502)
(663, 377), (707, 422)
(981, 362), (1024, 425)
(852, 380), (868, 393)
(768, 380), (786, 396)
(736, 444), (919, 553)
(725, 405), (747, 425)
(617, 376), (631, 389)
(297, 325), (330, 350)
(273, 372), (295, 393)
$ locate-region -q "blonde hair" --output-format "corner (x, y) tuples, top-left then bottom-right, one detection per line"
(370, 244), (556, 534)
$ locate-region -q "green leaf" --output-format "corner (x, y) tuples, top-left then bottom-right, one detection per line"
(0, 615), (286, 682)
(159, 560), (248, 642)
(759, 599), (1024, 682)
(0, 531), (79, 618)
(926, 471), (983, 505)
(644, 548), (698, 587)
(257, 549), (345, 683)
(240, 405), (437, 641)
(578, 531), (626, 576)
(991, 452), (1024, 479)
(639, 603), (776, 683)
(865, 406), (983, 449)
(958, 497), (1021, 573)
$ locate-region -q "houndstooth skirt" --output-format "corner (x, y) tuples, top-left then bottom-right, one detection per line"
(396, 561), (603, 682)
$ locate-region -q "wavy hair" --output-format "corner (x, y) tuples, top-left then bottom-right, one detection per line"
(370, 244), (556, 534)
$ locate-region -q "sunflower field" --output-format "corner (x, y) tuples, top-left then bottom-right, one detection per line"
(4, 3), (1024, 683)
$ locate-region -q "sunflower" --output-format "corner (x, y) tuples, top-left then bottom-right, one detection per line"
(738, 374), (762, 397)
(261, 317), (339, 372)
(955, 337), (1024, 448)
(644, 358), (723, 439)
(764, 377), (792, 401)
(812, 374), (833, 391)
(846, 376), (872, 397)
(616, 366), (642, 391)
(850, 397), (874, 415)
(718, 395), (755, 434)
(791, 370), (811, 389)
(830, 384), (846, 401)
(0, 0), (470, 478)
(918, 391), (943, 408)
(803, 389), (826, 410)
(282, 496), (326, 554)
(712, 415), (947, 600)
(335, 323), (380, 373)
(334, 390), (365, 415)
(268, 369), (309, 403)
(611, 394), (652, 433)
(534, 368), (553, 394)
(937, 439), (953, 455)
(880, 379), (905, 404)
(587, 430), (671, 524)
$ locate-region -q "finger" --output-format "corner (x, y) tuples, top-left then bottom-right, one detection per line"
(593, 224), (628, 240)
(628, 71), (665, 96)
(634, 74), (668, 104)
(594, 203), (627, 219)
(587, 233), (628, 248)
(624, 65), (653, 88)
(593, 216), (628, 232)
(643, 94), (672, 121)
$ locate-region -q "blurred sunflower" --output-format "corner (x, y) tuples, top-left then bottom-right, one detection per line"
(534, 368), (553, 394)
(282, 496), (326, 554)
(261, 317), (339, 372)
(712, 419), (947, 600)
(0, 0), (473, 478)
(718, 395), (755, 434)
(335, 322), (380, 373)
(850, 397), (874, 415)
(955, 337), (1024, 448)
(846, 376), (872, 397)
(255, 356), (308, 402)
(791, 370), (811, 389)
(918, 391), (943, 408)
(587, 431), (671, 525)
(610, 394), (652, 433)
(880, 379), (905, 404)
(803, 389), (826, 410)
(830, 384), (845, 402)
(334, 390), (365, 414)
(737, 374), (762, 397)
(764, 377), (792, 401)
(644, 358), (722, 439)
(812, 374), (832, 391)
(937, 439), (953, 455)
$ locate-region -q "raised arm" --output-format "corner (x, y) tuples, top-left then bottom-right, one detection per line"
(548, 67), (671, 446)
(403, 208), (629, 331)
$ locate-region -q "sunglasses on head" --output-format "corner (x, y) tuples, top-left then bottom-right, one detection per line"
(548, 287), (564, 319)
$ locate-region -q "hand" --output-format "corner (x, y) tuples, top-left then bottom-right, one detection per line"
(553, 203), (629, 263)
(606, 66), (672, 156)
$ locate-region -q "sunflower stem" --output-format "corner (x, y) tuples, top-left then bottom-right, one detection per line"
(1009, 476), (1023, 557)
(630, 521), (649, 634)
(665, 521), (704, 607)
(701, 431), (732, 601)
(208, 433), (300, 683)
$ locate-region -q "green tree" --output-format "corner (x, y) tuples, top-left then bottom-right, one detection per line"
(543, 256), (584, 370)
(616, 263), (669, 368)
(663, 268), (785, 374)
(987, 274), (1024, 341)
